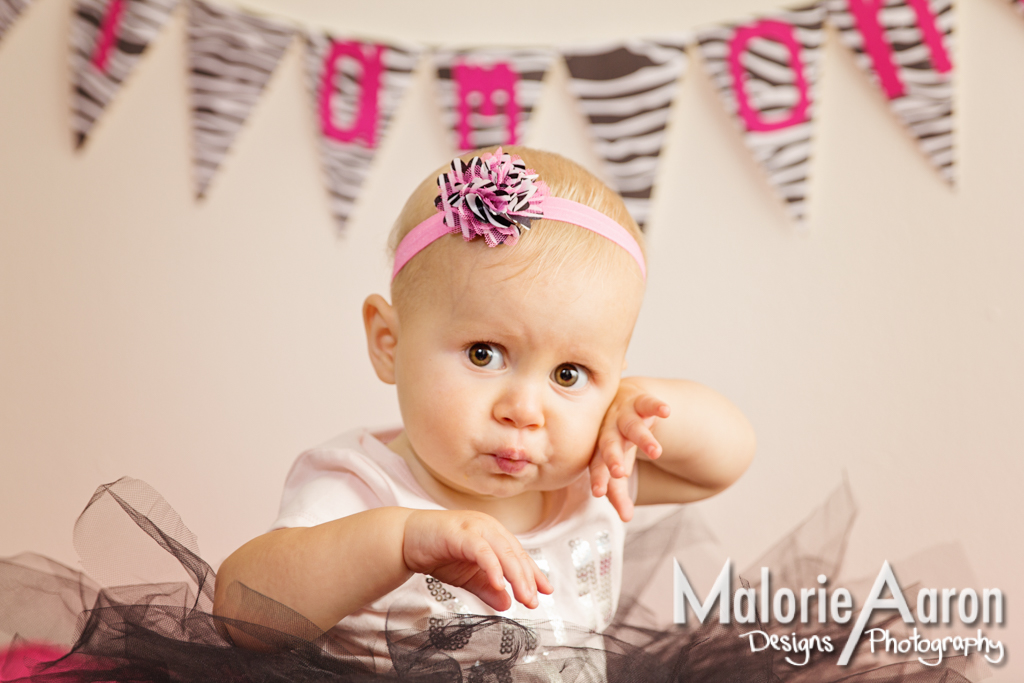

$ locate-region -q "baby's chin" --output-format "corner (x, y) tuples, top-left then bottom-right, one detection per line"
(472, 468), (588, 498)
(417, 449), (592, 500)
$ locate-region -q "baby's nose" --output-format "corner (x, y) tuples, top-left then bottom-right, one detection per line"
(493, 381), (545, 430)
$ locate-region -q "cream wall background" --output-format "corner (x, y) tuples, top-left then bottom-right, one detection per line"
(1, 0), (1021, 676)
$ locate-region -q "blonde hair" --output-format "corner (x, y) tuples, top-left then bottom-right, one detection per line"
(388, 146), (646, 310)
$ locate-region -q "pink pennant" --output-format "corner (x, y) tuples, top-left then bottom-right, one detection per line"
(434, 48), (553, 153)
(71, 0), (180, 149)
(826, 0), (955, 182)
(697, 4), (826, 224)
(844, 0), (951, 100)
(305, 31), (420, 230)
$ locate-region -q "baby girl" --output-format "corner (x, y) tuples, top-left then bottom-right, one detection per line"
(213, 146), (756, 666)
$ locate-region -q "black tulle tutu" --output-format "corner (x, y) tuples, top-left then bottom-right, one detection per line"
(0, 478), (987, 682)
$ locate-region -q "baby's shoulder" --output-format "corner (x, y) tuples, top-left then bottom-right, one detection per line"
(276, 426), (443, 530)
(285, 428), (382, 484)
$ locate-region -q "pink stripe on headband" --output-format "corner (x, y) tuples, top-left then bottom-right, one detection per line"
(543, 198), (646, 279)
(392, 149), (646, 281)
(391, 197), (646, 281)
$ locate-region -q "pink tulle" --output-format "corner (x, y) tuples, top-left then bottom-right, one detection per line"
(1, 643), (70, 682)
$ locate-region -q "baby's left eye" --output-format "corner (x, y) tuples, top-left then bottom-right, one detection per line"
(552, 364), (589, 389)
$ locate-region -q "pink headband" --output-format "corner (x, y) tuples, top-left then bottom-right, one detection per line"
(392, 149), (646, 281)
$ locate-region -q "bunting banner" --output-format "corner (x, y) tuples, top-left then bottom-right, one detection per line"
(0, 0), (32, 45)
(434, 48), (555, 151)
(36, 0), (974, 231)
(697, 4), (826, 224)
(562, 40), (688, 230)
(187, 1), (293, 199)
(71, 0), (181, 149)
(825, 0), (955, 183)
(305, 33), (420, 231)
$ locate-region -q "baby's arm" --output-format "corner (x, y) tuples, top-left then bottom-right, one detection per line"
(213, 508), (551, 646)
(590, 377), (756, 521)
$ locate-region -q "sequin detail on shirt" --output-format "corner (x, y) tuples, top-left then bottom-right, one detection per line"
(569, 529), (614, 631)
(568, 537), (597, 630)
(425, 576), (468, 614)
(596, 530), (614, 624)
(526, 547), (566, 645)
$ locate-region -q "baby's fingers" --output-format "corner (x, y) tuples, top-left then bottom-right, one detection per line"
(589, 458), (609, 497)
(487, 532), (539, 609)
(606, 476), (635, 523)
(533, 561), (553, 596)
(465, 539), (507, 594)
(601, 435), (630, 480)
(461, 568), (514, 611)
(620, 412), (663, 459)
(635, 394), (671, 420)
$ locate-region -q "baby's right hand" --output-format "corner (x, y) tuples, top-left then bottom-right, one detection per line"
(402, 510), (553, 612)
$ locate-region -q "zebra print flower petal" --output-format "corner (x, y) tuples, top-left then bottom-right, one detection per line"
(434, 147), (549, 247)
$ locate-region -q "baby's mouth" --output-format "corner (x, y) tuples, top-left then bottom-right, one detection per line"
(490, 449), (530, 474)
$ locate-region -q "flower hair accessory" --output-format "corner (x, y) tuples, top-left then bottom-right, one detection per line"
(436, 148), (548, 248)
(392, 148), (646, 281)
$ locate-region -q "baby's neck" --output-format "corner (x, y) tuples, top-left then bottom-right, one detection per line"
(441, 487), (549, 535)
(386, 431), (550, 534)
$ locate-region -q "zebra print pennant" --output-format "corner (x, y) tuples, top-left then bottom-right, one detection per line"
(71, 0), (181, 149)
(434, 48), (555, 151)
(0, 0), (32, 45)
(187, 0), (293, 199)
(825, 0), (955, 183)
(698, 4), (826, 225)
(562, 39), (688, 229)
(305, 33), (419, 232)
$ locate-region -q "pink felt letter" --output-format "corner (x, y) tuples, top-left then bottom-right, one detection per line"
(319, 41), (383, 147)
(845, 0), (951, 100)
(905, 0), (952, 73)
(453, 61), (519, 150)
(90, 0), (125, 73)
(728, 20), (811, 132)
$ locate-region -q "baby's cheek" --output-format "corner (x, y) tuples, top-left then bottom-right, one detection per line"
(589, 397), (617, 436)
(566, 419), (604, 464)
(546, 399), (606, 461)
(544, 451), (593, 490)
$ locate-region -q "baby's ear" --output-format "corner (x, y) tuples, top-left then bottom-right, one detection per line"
(363, 294), (399, 384)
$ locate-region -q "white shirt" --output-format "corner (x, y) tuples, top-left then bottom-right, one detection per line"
(272, 427), (637, 669)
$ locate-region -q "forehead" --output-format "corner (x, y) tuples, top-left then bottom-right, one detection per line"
(408, 240), (644, 360)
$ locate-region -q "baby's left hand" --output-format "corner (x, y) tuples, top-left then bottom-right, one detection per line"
(590, 378), (671, 522)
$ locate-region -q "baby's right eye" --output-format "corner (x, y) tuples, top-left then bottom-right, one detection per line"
(467, 343), (504, 370)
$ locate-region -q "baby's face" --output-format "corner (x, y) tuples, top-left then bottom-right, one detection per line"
(388, 243), (644, 501)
